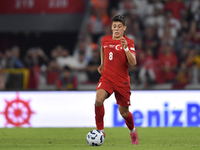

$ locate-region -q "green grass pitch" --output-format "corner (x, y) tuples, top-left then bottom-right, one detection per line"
(0, 127), (200, 150)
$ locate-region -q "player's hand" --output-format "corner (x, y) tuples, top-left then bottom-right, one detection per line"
(97, 64), (104, 75)
(121, 37), (128, 49)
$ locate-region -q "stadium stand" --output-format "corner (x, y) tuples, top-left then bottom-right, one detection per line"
(0, 0), (200, 90)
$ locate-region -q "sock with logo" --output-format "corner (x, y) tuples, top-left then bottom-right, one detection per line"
(124, 112), (135, 132)
(95, 105), (105, 130)
(130, 126), (136, 133)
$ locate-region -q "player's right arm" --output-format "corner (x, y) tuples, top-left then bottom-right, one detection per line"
(97, 46), (104, 75)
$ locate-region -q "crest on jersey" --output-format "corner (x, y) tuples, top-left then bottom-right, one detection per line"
(109, 45), (115, 48)
(115, 44), (123, 51)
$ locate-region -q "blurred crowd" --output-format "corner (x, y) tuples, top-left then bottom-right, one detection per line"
(0, 44), (101, 90)
(0, 0), (200, 90)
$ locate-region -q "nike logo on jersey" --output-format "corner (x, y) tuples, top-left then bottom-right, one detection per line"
(104, 46), (108, 48)
(109, 45), (115, 48)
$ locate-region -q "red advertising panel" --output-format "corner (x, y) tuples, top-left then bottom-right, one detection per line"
(0, 0), (84, 14)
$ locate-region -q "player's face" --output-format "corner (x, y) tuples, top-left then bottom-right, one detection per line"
(111, 21), (126, 39)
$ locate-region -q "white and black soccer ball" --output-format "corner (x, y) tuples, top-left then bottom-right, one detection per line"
(86, 129), (104, 146)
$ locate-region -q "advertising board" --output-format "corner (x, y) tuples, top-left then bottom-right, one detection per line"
(0, 91), (199, 128)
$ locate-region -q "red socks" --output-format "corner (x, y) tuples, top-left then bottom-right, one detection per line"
(124, 112), (134, 130)
(95, 105), (105, 130)
(95, 105), (134, 131)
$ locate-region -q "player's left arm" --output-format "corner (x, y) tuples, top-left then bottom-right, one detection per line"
(121, 37), (137, 66)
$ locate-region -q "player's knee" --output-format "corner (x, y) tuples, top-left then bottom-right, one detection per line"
(120, 111), (129, 118)
(95, 98), (104, 106)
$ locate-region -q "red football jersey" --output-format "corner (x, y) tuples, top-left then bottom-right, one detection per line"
(100, 35), (136, 87)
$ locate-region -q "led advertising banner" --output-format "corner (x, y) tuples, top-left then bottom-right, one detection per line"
(0, 0), (84, 14)
(0, 91), (200, 128)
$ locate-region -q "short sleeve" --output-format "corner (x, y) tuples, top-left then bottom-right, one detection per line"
(128, 40), (136, 56)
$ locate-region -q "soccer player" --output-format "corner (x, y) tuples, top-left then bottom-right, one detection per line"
(95, 15), (139, 145)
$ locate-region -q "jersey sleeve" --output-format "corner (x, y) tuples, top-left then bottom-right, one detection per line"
(128, 40), (136, 56)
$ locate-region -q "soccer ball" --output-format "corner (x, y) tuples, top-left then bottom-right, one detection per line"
(86, 129), (104, 146)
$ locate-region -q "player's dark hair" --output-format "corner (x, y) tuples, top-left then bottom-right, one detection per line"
(64, 66), (71, 71)
(111, 15), (126, 26)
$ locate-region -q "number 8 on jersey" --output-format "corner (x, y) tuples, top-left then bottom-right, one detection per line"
(109, 52), (113, 60)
